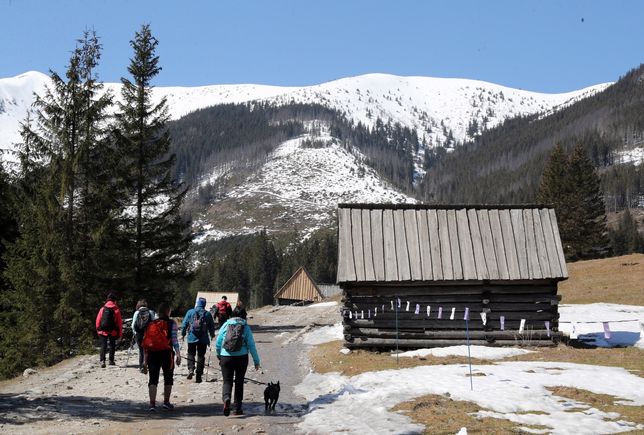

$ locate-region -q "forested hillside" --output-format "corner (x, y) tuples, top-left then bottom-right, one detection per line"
(421, 65), (644, 207)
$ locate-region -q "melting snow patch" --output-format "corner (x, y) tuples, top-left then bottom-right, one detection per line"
(306, 301), (338, 308)
(559, 304), (644, 348)
(301, 323), (343, 345)
(295, 362), (644, 434)
(395, 345), (533, 360)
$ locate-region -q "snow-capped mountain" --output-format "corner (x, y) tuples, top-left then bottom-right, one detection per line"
(0, 70), (610, 161)
(0, 70), (612, 241)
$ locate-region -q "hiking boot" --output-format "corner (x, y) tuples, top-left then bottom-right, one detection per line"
(186, 372), (193, 380)
(223, 399), (230, 416)
(162, 402), (175, 410)
(195, 375), (202, 383)
(233, 408), (244, 416)
(101, 361), (106, 368)
(148, 405), (157, 412)
(108, 360), (116, 366)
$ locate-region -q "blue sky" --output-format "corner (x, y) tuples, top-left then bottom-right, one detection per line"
(1, 1), (642, 92)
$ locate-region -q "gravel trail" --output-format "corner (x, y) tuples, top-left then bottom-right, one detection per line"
(0, 303), (339, 434)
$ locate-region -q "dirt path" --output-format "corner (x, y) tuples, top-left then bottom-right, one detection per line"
(0, 303), (339, 434)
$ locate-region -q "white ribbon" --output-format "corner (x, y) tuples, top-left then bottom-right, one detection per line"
(480, 312), (487, 326)
(426, 306), (431, 317)
(414, 304), (420, 315)
(449, 307), (455, 320)
(406, 301), (410, 312)
(519, 319), (526, 333)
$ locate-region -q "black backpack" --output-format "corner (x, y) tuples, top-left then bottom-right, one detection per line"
(99, 306), (116, 331)
(223, 323), (245, 352)
(190, 308), (207, 337)
(134, 307), (152, 334)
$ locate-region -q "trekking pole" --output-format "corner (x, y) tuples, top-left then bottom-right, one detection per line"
(124, 336), (136, 369)
(205, 341), (212, 382)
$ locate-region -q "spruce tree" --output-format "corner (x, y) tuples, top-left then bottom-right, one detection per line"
(115, 24), (191, 302)
(538, 144), (609, 260)
(1, 31), (117, 376)
(565, 144), (610, 259)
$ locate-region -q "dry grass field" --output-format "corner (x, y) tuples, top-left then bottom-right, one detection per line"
(558, 253), (644, 305)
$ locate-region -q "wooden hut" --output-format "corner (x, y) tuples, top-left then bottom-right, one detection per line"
(275, 267), (324, 305)
(337, 204), (568, 349)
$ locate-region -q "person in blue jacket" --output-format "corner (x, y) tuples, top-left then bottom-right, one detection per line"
(216, 303), (261, 416)
(181, 297), (216, 383)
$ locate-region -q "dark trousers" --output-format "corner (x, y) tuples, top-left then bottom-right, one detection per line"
(136, 336), (145, 368)
(148, 350), (174, 386)
(220, 354), (249, 409)
(187, 342), (208, 376)
(100, 335), (116, 363)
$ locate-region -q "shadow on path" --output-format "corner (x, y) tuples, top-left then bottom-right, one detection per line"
(0, 393), (307, 427)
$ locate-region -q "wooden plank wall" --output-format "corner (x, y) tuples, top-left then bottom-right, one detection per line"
(337, 206), (569, 283)
(276, 268), (323, 303)
(342, 284), (561, 348)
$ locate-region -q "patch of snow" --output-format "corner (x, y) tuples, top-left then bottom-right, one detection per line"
(295, 362), (644, 434)
(301, 323), (343, 346)
(559, 304), (644, 348)
(615, 146), (644, 166)
(395, 345), (533, 360)
(306, 301), (338, 308)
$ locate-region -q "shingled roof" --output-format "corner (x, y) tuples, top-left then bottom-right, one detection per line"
(337, 204), (568, 283)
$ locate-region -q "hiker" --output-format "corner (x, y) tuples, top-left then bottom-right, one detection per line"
(181, 297), (216, 383)
(216, 303), (261, 416)
(132, 299), (156, 373)
(216, 295), (233, 326)
(95, 293), (123, 368)
(142, 302), (181, 412)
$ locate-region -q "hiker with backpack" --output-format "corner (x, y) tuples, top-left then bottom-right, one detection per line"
(142, 302), (181, 412)
(132, 299), (156, 373)
(215, 303), (260, 416)
(215, 295), (233, 327)
(95, 293), (123, 368)
(181, 297), (216, 383)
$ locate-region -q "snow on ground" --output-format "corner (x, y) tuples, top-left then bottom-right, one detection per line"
(615, 146), (644, 166)
(295, 362), (644, 435)
(559, 304), (644, 348)
(395, 345), (533, 360)
(305, 301), (338, 308)
(302, 323), (344, 346)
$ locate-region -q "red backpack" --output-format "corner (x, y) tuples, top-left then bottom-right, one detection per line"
(142, 319), (172, 352)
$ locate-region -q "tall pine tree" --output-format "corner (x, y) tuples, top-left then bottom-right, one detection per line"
(1, 31), (118, 377)
(537, 143), (609, 260)
(115, 24), (191, 302)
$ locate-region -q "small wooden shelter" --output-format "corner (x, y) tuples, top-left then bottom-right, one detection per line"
(196, 291), (239, 310)
(337, 204), (568, 349)
(275, 267), (324, 305)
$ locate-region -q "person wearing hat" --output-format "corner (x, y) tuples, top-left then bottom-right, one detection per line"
(181, 297), (216, 383)
(95, 293), (123, 368)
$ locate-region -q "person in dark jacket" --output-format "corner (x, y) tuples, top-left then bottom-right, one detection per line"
(215, 303), (260, 416)
(95, 293), (123, 368)
(181, 297), (216, 383)
(132, 299), (156, 373)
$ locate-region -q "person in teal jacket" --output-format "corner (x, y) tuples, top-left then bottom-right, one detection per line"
(215, 304), (260, 416)
(181, 297), (216, 383)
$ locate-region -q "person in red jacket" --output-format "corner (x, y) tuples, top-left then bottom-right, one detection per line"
(95, 293), (123, 368)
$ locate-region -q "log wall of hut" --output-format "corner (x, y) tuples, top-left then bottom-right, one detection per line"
(342, 281), (562, 349)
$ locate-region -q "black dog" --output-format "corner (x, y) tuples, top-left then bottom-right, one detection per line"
(264, 381), (280, 412)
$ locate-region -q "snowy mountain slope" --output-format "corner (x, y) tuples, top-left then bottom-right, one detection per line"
(0, 70), (611, 163)
(194, 124), (415, 242)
